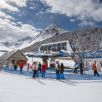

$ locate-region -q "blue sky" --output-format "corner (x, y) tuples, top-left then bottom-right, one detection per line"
(11, 0), (102, 30)
(0, 0), (102, 42)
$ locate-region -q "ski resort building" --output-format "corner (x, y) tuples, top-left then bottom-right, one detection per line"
(39, 40), (73, 54)
(0, 50), (27, 65)
(25, 40), (75, 68)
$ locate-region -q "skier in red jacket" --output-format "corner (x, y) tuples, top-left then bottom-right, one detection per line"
(41, 61), (48, 78)
(19, 61), (24, 73)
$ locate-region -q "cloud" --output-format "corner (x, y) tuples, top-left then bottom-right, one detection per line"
(79, 20), (95, 27)
(7, 0), (27, 7)
(0, 11), (15, 20)
(0, 17), (40, 42)
(0, 0), (27, 12)
(0, 0), (42, 43)
(0, 0), (19, 12)
(43, 0), (102, 26)
(0, 0), (40, 43)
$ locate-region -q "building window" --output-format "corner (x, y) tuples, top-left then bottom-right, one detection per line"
(48, 45), (52, 51)
(40, 41), (68, 53)
(51, 44), (57, 52)
(56, 43), (62, 51)
(44, 46), (48, 52)
(40, 46), (44, 52)
(62, 42), (67, 50)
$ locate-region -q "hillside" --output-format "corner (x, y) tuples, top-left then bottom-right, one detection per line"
(0, 24), (66, 50)
(22, 27), (102, 52)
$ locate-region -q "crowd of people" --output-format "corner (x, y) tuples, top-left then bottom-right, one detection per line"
(31, 61), (47, 78)
(0, 58), (102, 79)
(74, 62), (84, 75)
(74, 60), (101, 76)
(8, 60), (24, 73)
(55, 61), (65, 79)
(29, 60), (65, 79)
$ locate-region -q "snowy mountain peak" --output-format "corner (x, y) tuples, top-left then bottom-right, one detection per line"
(42, 24), (67, 36)
(45, 24), (58, 30)
(15, 24), (67, 50)
(0, 24), (67, 51)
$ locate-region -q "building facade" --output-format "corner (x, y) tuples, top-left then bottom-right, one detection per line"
(39, 40), (73, 54)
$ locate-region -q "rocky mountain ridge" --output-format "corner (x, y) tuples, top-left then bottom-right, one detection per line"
(22, 27), (102, 53)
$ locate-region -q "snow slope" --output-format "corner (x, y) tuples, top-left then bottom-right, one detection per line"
(0, 72), (102, 102)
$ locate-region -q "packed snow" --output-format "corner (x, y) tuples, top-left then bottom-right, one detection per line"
(0, 72), (102, 102)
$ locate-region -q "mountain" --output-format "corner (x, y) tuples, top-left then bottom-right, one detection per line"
(0, 36), (33, 50)
(0, 24), (66, 51)
(0, 24), (102, 53)
(31, 24), (67, 42)
(22, 27), (102, 53)
(13, 24), (67, 50)
(12, 36), (33, 48)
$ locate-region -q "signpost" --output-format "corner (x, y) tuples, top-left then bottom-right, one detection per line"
(59, 51), (64, 57)
(82, 52), (87, 58)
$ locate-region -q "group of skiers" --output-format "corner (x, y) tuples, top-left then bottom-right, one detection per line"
(74, 62), (84, 75)
(8, 60), (24, 73)
(55, 61), (65, 79)
(1, 58), (101, 78)
(74, 60), (100, 76)
(31, 60), (65, 79)
(31, 61), (47, 78)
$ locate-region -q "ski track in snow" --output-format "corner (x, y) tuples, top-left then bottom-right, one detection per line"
(0, 72), (102, 102)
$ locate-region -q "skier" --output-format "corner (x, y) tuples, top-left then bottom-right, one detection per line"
(41, 61), (48, 78)
(12, 59), (15, 66)
(27, 63), (30, 71)
(19, 61), (24, 73)
(74, 63), (79, 73)
(100, 61), (102, 67)
(36, 62), (39, 77)
(55, 61), (61, 79)
(92, 61), (100, 76)
(38, 62), (41, 73)
(60, 63), (65, 79)
(14, 61), (17, 71)
(0, 63), (3, 72)
(80, 62), (84, 75)
(32, 62), (37, 78)
(87, 60), (92, 70)
(100, 61), (102, 71)
(9, 62), (14, 71)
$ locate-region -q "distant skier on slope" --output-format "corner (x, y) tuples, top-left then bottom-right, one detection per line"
(92, 61), (100, 76)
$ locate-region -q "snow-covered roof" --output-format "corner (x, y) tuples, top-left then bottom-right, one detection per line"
(0, 50), (27, 60)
